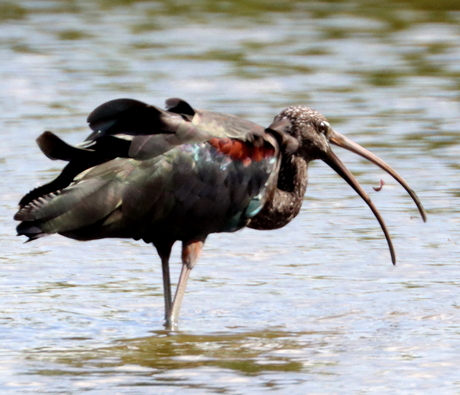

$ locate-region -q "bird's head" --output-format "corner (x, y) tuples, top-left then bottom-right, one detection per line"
(275, 106), (332, 160)
(275, 105), (427, 265)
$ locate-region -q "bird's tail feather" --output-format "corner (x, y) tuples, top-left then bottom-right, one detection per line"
(15, 176), (123, 241)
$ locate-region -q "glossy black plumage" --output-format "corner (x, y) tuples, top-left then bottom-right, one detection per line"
(15, 98), (426, 329)
(16, 99), (295, 241)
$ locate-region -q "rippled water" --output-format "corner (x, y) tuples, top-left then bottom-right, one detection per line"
(1, 1), (459, 393)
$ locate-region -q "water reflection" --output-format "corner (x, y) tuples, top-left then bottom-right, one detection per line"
(26, 328), (331, 390)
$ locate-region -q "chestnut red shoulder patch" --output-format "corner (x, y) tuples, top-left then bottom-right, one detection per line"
(208, 138), (275, 166)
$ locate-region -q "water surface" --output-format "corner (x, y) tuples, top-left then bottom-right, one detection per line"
(1, 1), (459, 393)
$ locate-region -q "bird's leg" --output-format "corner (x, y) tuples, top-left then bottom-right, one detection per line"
(161, 254), (172, 321)
(165, 239), (204, 330)
(154, 242), (174, 326)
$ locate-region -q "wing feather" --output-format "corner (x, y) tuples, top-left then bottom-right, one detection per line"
(16, 98), (291, 244)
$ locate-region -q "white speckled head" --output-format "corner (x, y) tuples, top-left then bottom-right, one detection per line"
(275, 105), (332, 160)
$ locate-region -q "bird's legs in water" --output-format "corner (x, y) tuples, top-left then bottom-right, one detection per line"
(155, 242), (174, 324)
(161, 239), (204, 330)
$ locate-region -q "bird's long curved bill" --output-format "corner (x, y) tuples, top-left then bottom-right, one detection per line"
(330, 131), (427, 222)
(324, 130), (427, 265)
(322, 150), (397, 265)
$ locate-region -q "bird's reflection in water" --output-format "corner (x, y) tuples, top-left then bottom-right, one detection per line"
(25, 328), (340, 386)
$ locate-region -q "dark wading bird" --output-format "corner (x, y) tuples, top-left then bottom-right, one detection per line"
(14, 98), (427, 329)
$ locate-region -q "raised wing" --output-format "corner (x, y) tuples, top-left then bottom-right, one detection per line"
(18, 98), (193, 208)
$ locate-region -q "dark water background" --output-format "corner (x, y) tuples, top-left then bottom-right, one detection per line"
(0, 0), (459, 393)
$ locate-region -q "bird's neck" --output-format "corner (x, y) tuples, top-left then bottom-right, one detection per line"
(247, 155), (308, 230)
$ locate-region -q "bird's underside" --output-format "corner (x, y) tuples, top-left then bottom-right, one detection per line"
(14, 97), (426, 330)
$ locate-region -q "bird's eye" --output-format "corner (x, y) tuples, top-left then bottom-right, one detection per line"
(319, 121), (330, 136)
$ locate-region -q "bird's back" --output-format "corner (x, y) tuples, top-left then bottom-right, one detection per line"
(15, 98), (293, 246)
